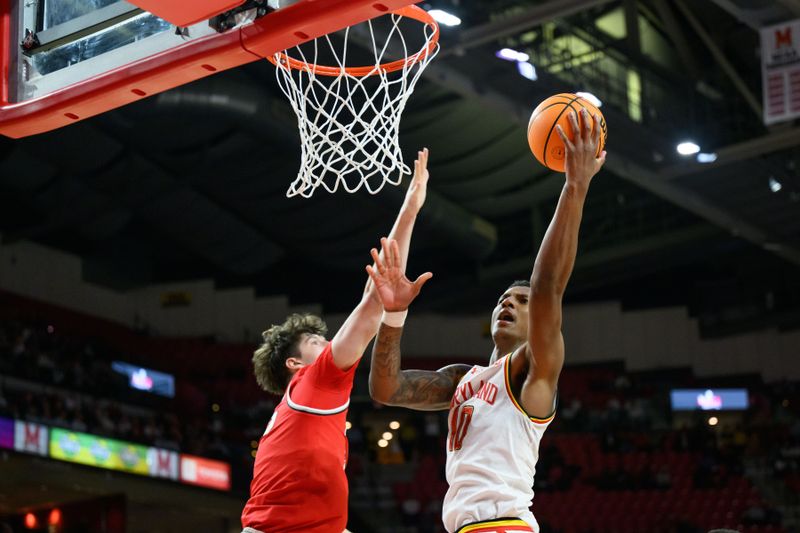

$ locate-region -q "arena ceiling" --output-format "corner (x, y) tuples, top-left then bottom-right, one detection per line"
(1, 0), (799, 337)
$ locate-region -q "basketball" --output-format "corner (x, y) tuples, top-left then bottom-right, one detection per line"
(527, 93), (607, 172)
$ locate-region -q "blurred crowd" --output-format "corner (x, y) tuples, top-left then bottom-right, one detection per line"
(2, 308), (800, 532)
(342, 366), (800, 533)
(0, 320), (233, 460)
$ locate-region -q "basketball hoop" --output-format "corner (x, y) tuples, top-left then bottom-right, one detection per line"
(269, 5), (439, 197)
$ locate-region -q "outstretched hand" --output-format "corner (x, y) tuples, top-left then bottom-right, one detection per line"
(555, 109), (606, 187)
(402, 148), (430, 215)
(365, 237), (432, 312)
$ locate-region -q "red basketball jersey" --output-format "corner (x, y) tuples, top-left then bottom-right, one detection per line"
(241, 343), (358, 533)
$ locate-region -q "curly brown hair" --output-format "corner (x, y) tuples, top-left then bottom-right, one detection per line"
(253, 313), (328, 395)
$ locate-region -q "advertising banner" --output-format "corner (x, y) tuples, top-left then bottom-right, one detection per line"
(670, 388), (749, 411)
(147, 447), (179, 480)
(180, 454), (231, 490)
(50, 428), (148, 475)
(0, 417), (13, 449)
(761, 19), (800, 124)
(14, 420), (48, 456)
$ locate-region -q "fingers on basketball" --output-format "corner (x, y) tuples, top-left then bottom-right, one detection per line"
(592, 113), (603, 150)
(528, 94), (607, 172)
(555, 124), (574, 151)
(567, 112), (582, 148)
(581, 109), (592, 141)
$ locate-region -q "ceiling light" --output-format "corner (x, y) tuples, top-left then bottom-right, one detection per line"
(575, 91), (602, 107)
(496, 48), (530, 62)
(382, 431), (393, 440)
(428, 9), (461, 26)
(517, 61), (537, 81)
(378, 439), (388, 448)
(769, 177), (783, 193)
(676, 141), (700, 156)
(389, 421), (400, 430)
(708, 416), (719, 426)
(696, 152), (718, 163)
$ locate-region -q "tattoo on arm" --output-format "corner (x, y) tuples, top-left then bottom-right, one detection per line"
(371, 324), (470, 411)
(390, 367), (468, 410)
(372, 323), (403, 380)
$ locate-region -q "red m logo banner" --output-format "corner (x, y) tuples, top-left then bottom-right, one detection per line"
(776, 27), (793, 48)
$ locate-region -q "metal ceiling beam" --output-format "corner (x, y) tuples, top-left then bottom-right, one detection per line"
(575, 224), (720, 270)
(420, 58), (800, 267)
(478, 224), (721, 282)
(660, 125), (800, 179)
(446, 0), (617, 57)
(464, 173), (564, 216)
(708, 0), (800, 29)
(674, 0), (762, 119)
(623, 0), (641, 53)
(651, 0), (701, 79)
(707, 0), (761, 29)
(603, 155), (800, 266)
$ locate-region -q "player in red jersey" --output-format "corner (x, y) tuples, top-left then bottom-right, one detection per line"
(241, 150), (433, 533)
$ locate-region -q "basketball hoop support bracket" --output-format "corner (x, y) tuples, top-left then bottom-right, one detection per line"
(240, 0), (420, 59)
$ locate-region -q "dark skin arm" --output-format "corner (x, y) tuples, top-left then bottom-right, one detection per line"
(516, 108), (606, 416)
(366, 238), (470, 410)
(371, 323), (470, 410)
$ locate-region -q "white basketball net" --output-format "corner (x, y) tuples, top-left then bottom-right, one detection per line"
(272, 11), (439, 197)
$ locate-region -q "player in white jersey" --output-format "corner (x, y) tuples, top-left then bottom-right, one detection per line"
(366, 108), (606, 533)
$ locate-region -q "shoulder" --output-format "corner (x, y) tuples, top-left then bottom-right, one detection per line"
(302, 342), (359, 385)
(435, 363), (473, 384)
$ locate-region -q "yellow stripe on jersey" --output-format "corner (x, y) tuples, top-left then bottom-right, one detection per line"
(457, 518), (531, 533)
(503, 354), (556, 425)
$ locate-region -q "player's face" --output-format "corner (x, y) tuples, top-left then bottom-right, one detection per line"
(490, 286), (530, 344)
(296, 333), (327, 366)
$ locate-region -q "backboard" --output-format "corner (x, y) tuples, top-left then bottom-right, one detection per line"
(0, 0), (421, 138)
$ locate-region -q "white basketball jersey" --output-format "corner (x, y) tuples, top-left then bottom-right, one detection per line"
(442, 354), (555, 533)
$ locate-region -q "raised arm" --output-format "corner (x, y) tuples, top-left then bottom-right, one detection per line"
(520, 109), (606, 416)
(330, 149), (430, 370)
(366, 238), (471, 410)
(368, 148), (430, 287)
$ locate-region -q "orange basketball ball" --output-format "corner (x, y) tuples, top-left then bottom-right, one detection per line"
(527, 93), (607, 172)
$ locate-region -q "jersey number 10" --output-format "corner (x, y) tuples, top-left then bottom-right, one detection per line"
(448, 405), (474, 451)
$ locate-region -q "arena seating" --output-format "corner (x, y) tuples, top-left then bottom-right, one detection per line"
(3, 290), (799, 532)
